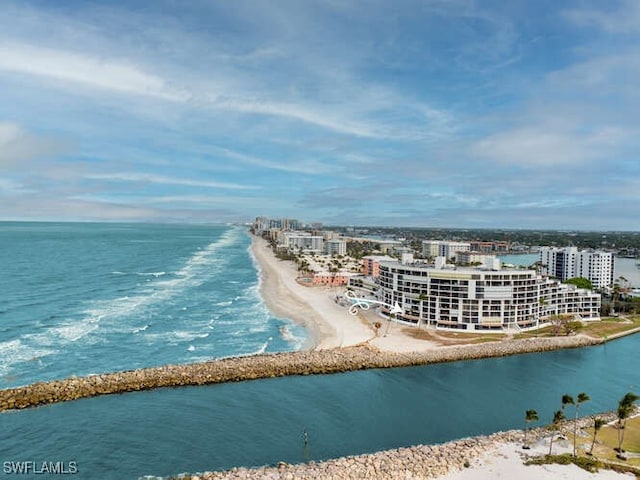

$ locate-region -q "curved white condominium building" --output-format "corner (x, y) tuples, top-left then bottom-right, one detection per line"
(377, 262), (600, 331)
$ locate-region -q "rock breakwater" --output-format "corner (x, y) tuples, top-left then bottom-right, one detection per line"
(0, 335), (601, 412)
(168, 430), (534, 480)
(169, 413), (623, 480)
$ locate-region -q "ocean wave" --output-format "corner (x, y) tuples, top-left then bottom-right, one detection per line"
(132, 324), (150, 334)
(252, 337), (272, 355)
(214, 300), (233, 307)
(0, 339), (55, 377)
(136, 272), (166, 277)
(144, 331), (210, 343)
(46, 318), (101, 343)
(279, 325), (297, 343)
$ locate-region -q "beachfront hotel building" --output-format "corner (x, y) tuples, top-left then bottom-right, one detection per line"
(375, 261), (600, 331)
(539, 247), (614, 288)
(362, 255), (397, 277)
(324, 239), (347, 256)
(280, 231), (324, 253)
(422, 240), (471, 260)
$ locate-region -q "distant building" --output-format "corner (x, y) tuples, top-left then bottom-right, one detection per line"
(422, 240), (471, 260)
(539, 247), (614, 288)
(362, 255), (396, 277)
(253, 216), (299, 234)
(309, 271), (356, 286)
(378, 240), (403, 254)
(377, 261), (600, 331)
(469, 241), (509, 254)
(324, 239), (347, 256)
(457, 252), (497, 266)
(280, 232), (324, 253)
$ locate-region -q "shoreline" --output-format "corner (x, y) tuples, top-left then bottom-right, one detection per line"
(250, 235), (375, 349)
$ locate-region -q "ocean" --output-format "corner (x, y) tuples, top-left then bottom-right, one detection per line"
(0, 222), (306, 388)
(2, 222), (640, 479)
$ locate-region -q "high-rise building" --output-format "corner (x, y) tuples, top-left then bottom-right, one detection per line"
(539, 247), (614, 288)
(376, 261), (600, 331)
(324, 240), (347, 256)
(422, 240), (471, 260)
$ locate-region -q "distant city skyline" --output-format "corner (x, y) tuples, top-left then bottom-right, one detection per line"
(1, 1), (639, 229)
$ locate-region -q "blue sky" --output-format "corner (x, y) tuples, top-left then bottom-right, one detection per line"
(0, 0), (638, 229)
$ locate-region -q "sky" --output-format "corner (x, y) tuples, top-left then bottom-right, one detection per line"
(0, 0), (638, 229)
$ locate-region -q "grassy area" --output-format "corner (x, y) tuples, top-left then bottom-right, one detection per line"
(527, 416), (640, 477)
(513, 315), (640, 341)
(525, 453), (640, 477)
(403, 328), (507, 345)
(582, 415), (640, 464)
(581, 316), (640, 339)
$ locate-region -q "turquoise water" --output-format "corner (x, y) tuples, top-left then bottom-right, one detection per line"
(498, 253), (538, 266)
(0, 222), (306, 387)
(2, 223), (639, 479)
(2, 334), (638, 479)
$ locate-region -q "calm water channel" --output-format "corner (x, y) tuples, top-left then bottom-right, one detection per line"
(1, 334), (638, 479)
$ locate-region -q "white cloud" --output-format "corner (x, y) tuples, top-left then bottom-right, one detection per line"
(85, 173), (258, 190)
(470, 124), (633, 167)
(0, 121), (67, 166)
(0, 41), (188, 101)
(563, 0), (640, 34)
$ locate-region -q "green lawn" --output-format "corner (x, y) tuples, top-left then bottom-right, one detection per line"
(581, 415), (640, 466)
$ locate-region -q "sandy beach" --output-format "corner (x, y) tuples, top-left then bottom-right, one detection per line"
(442, 440), (634, 480)
(251, 235), (443, 352)
(251, 235), (377, 349)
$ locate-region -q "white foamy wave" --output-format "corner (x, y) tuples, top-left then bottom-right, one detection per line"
(279, 324), (306, 350)
(50, 321), (99, 342)
(144, 331), (210, 342)
(248, 325), (268, 334)
(187, 345), (195, 352)
(0, 339), (55, 376)
(74, 227), (243, 331)
(253, 337), (272, 355)
(215, 300), (233, 307)
(279, 325), (296, 343)
(136, 272), (166, 277)
(132, 324), (150, 334)
(111, 271), (166, 277)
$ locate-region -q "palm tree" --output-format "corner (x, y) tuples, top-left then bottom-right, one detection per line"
(561, 394), (575, 415)
(611, 279), (622, 315)
(588, 417), (606, 456)
(523, 409), (539, 449)
(418, 294), (427, 329)
(569, 392), (590, 456)
(616, 392), (640, 457)
(548, 409), (566, 456)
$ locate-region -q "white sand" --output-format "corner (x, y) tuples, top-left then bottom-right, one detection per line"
(251, 236), (375, 349)
(442, 440), (634, 480)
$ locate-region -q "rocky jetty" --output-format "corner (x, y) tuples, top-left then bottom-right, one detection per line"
(0, 335), (601, 412)
(168, 413), (622, 479)
(168, 429), (537, 480)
